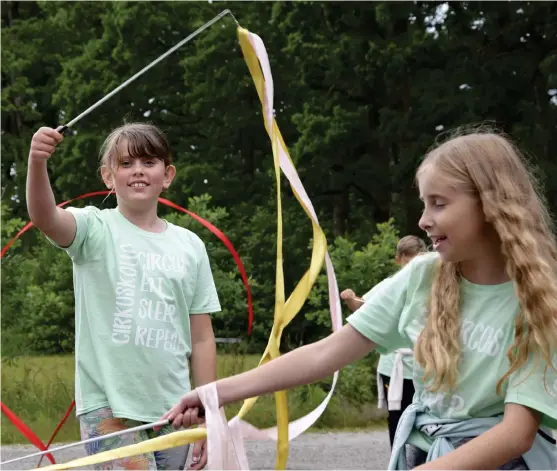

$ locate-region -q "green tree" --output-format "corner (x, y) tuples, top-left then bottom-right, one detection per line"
(2, 1), (555, 355)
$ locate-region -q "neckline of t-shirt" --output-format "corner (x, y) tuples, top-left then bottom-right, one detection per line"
(114, 208), (171, 239)
(460, 275), (514, 295)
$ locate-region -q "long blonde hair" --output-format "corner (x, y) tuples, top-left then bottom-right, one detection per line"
(414, 130), (557, 394)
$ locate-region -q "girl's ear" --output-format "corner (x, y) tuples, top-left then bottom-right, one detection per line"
(163, 164), (177, 190)
(100, 165), (114, 189)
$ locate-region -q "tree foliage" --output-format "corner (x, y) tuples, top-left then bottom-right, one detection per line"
(2, 1), (556, 355)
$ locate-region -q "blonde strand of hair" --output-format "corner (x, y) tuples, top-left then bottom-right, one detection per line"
(482, 192), (557, 394)
(415, 260), (462, 392)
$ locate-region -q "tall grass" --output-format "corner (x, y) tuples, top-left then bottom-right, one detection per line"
(1, 354), (385, 445)
(2, 356), (79, 444)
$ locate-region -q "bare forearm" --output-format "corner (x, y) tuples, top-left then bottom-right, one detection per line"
(163, 326), (375, 430)
(191, 337), (217, 387)
(26, 158), (59, 229)
(26, 157), (76, 247)
(417, 423), (530, 470)
(216, 343), (322, 406)
(215, 326), (374, 406)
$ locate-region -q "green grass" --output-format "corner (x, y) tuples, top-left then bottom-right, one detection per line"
(1, 354), (385, 445)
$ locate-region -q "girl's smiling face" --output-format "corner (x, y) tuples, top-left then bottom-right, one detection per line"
(417, 164), (487, 264)
(101, 139), (176, 209)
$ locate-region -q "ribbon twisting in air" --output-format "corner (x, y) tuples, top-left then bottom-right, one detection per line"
(223, 26), (343, 469)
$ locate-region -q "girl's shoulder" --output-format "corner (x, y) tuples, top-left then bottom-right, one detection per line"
(64, 205), (113, 226)
(65, 204), (105, 216)
(165, 222), (206, 248)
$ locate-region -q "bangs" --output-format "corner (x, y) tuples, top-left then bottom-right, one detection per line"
(112, 136), (165, 166)
(100, 123), (172, 169)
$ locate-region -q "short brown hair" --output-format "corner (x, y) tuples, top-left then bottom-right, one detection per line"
(396, 235), (427, 257)
(100, 123), (172, 169)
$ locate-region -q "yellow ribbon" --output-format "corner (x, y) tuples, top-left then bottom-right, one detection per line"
(38, 429), (207, 471)
(235, 27), (327, 470)
(35, 24), (329, 471)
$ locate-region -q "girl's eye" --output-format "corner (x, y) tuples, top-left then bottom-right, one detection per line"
(120, 161), (131, 167)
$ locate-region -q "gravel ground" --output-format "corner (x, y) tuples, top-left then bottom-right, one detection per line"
(0, 431), (390, 470)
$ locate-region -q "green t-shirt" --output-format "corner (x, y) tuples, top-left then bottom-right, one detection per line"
(51, 206), (221, 422)
(363, 281), (414, 379)
(348, 252), (557, 431)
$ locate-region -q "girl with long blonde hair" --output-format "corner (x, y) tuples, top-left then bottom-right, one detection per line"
(164, 130), (557, 469)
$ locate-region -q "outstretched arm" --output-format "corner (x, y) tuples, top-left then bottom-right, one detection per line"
(164, 324), (376, 429)
(26, 127), (77, 247)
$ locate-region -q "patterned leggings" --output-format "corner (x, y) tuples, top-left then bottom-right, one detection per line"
(79, 407), (190, 470)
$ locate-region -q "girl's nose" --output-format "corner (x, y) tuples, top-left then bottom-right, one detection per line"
(131, 160), (144, 175)
(418, 210), (432, 232)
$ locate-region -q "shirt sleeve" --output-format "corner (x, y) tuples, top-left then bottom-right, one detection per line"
(504, 351), (557, 429)
(46, 206), (105, 264)
(362, 282), (382, 301)
(189, 241), (221, 315)
(347, 261), (414, 355)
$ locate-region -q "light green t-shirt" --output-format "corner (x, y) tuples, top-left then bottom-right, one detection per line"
(363, 281), (414, 379)
(51, 206), (221, 422)
(348, 252), (557, 432)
